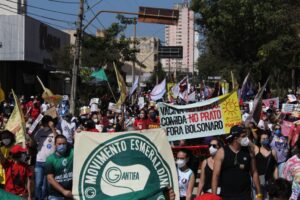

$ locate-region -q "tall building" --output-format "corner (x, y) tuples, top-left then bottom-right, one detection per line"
(122, 37), (160, 84)
(162, 2), (198, 75)
(0, 0), (70, 95)
(1, 0), (27, 15)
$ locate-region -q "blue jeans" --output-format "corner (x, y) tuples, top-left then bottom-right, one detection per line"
(35, 162), (48, 200)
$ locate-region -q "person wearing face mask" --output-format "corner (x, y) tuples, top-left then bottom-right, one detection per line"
(148, 109), (160, 129)
(254, 132), (278, 199)
(197, 138), (222, 196)
(34, 115), (58, 200)
(212, 125), (263, 200)
(270, 125), (289, 177)
(46, 135), (73, 200)
(176, 149), (195, 200)
(0, 145), (32, 199)
(0, 130), (16, 189)
(133, 110), (149, 130)
(90, 112), (103, 132)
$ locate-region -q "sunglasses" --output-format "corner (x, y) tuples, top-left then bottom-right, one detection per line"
(209, 144), (218, 148)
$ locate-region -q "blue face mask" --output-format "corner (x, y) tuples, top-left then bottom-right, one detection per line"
(274, 130), (281, 136)
(56, 144), (67, 155)
(261, 139), (270, 147)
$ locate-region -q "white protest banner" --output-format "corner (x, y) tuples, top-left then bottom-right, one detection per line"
(72, 129), (179, 200)
(158, 91), (242, 141)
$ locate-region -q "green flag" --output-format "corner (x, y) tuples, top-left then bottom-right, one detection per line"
(91, 68), (108, 81)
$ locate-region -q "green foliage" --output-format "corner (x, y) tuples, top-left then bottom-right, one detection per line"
(191, 0), (300, 93)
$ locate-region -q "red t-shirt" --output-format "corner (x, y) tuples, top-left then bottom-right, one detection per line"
(134, 118), (149, 130)
(147, 119), (160, 129)
(3, 160), (32, 197)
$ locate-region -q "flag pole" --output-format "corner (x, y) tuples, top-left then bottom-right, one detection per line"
(106, 81), (117, 103)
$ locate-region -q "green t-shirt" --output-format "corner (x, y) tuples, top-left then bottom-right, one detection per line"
(45, 148), (74, 197)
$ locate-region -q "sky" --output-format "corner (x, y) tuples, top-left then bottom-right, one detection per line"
(26, 0), (184, 41)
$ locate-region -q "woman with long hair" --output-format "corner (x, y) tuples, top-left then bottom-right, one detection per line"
(197, 138), (222, 196)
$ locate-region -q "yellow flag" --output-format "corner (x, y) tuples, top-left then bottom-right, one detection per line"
(5, 90), (26, 144)
(37, 76), (63, 106)
(114, 63), (127, 108)
(0, 83), (4, 103)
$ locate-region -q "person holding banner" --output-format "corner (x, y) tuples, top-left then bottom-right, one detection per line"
(212, 125), (262, 200)
(176, 149), (195, 200)
(197, 138), (223, 196)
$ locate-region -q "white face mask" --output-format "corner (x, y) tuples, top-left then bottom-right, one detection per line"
(176, 159), (186, 168)
(2, 138), (11, 146)
(93, 118), (98, 123)
(209, 146), (218, 156)
(240, 137), (250, 147)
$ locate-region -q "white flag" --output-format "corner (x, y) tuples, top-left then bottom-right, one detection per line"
(150, 79), (166, 101)
(188, 91), (196, 102)
(171, 76), (188, 98)
(129, 77), (139, 97)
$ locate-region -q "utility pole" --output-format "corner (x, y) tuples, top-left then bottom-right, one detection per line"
(70, 0), (84, 114)
(132, 17), (137, 83)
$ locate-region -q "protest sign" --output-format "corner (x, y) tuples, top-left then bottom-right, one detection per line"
(108, 102), (121, 113)
(262, 97), (279, 109)
(282, 104), (300, 116)
(72, 129), (179, 200)
(281, 120), (293, 137)
(158, 91), (242, 141)
(28, 114), (43, 135)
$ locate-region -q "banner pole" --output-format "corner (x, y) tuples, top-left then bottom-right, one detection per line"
(106, 81), (117, 103)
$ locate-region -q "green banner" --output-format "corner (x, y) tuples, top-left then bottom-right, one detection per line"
(72, 129), (179, 200)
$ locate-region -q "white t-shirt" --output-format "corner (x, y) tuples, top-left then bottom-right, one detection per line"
(177, 168), (193, 197)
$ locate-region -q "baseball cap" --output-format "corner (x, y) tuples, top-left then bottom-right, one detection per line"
(10, 145), (27, 154)
(226, 125), (246, 141)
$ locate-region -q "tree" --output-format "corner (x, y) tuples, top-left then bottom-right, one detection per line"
(191, 0), (300, 94)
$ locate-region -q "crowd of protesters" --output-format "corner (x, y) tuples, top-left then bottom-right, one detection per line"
(0, 91), (299, 200)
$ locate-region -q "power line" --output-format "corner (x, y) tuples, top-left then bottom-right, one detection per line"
(85, 0), (105, 29)
(5, 0), (77, 16)
(0, 3), (75, 25)
(83, 19), (98, 32)
(48, 0), (79, 4)
(0, 6), (75, 30)
(86, 0), (104, 12)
